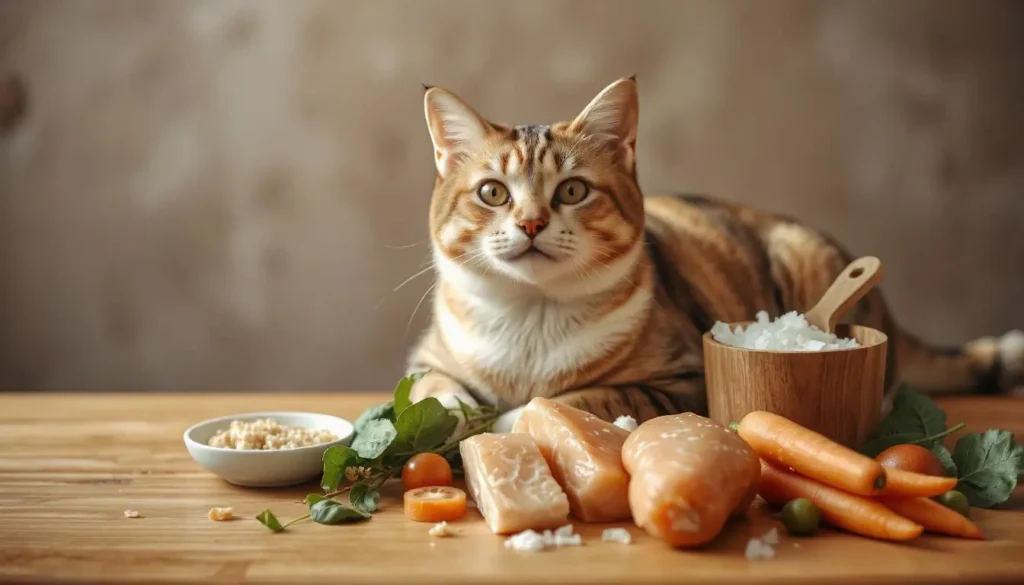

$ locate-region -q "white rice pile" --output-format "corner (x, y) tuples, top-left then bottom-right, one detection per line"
(711, 310), (860, 352)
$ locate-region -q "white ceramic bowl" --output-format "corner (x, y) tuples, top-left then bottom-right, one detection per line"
(183, 411), (354, 488)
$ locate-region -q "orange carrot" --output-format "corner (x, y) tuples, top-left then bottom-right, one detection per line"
(758, 459), (923, 541)
(738, 411), (887, 495)
(877, 467), (958, 498)
(877, 495), (985, 540)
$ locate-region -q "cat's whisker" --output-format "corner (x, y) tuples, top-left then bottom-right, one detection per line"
(376, 249), (483, 312)
(456, 250), (487, 267)
(374, 257), (435, 311)
(384, 240), (425, 250)
(392, 264), (436, 293)
(401, 249), (485, 329)
(406, 280), (438, 332)
(570, 263), (594, 297)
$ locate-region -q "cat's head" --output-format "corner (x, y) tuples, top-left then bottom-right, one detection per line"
(423, 78), (645, 299)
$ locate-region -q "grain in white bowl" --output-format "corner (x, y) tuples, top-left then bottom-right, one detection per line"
(206, 417), (337, 450)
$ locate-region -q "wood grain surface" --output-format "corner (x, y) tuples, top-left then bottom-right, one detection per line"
(1, 393), (1022, 585)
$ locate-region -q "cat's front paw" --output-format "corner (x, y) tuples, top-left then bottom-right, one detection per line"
(431, 391), (479, 437)
(492, 405), (526, 434)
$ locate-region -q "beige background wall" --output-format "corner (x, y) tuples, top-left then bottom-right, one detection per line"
(1, 0), (1022, 392)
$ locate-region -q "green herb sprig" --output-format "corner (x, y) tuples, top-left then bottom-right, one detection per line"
(256, 372), (499, 532)
(860, 384), (1024, 508)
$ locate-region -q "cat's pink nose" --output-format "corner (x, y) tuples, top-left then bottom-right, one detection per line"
(518, 218), (548, 238)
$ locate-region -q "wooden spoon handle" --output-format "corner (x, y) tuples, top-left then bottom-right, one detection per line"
(804, 256), (883, 333)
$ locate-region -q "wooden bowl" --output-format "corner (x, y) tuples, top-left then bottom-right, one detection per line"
(703, 324), (887, 449)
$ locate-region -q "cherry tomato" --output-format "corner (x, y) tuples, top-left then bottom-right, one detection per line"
(402, 452), (453, 490)
(875, 444), (946, 477)
(404, 486), (467, 522)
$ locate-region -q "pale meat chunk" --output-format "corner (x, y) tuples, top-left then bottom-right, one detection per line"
(621, 413), (760, 548)
(512, 397), (631, 522)
(460, 433), (571, 535)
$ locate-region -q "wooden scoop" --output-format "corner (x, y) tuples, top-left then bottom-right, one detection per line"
(804, 256), (883, 333)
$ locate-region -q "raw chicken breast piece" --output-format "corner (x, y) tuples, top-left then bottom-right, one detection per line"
(513, 397), (631, 522)
(459, 433), (571, 534)
(622, 413), (761, 548)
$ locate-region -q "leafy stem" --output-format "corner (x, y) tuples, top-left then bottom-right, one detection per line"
(433, 418), (499, 456)
(906, 422), (965, 446)
(383, 415), (499, 460)
(324, 469), (394, 500)
(283, 514), (311, 529)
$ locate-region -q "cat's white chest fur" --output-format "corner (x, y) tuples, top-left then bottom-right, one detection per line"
(436, 288), (650, 404)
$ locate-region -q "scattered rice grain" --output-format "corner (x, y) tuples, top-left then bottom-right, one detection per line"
(505, 524), (583, 552)
(745, 537), (776, 560)
(208, 506), (234, 521)
(429, 521), (455, 537)
(613, 415), (638, 432)
(601, 528), (632, 545)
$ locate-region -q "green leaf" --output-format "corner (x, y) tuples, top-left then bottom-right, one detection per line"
(256, 509), (284, 532)
(351, 418), (399, 459)
(861, 384), (948, 456)
(354, 402), (395, 435)
(393, 372), (426, 417)
(349, 482), (380, 514)
(454, 396), (475, 423)
(321, 445), (361, 491)
(391, 396), (459, 454)
(930, 444), (958, 477)
(305, 493), (326, 508)
(309, 498), (370, 525)
(952, 429), (1024, 508)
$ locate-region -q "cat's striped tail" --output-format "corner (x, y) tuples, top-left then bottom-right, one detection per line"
(897, 328), (1024, 397)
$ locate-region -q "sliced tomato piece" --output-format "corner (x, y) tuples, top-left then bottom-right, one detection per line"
(404, 486), (468, 523)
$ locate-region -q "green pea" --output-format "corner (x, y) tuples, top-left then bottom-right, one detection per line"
(937, 490), (970, 518)
(781, 497), (821, 536)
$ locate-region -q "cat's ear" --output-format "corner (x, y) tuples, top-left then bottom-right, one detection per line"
(424, 87), (494, 178)
(570, 77), (639, 172)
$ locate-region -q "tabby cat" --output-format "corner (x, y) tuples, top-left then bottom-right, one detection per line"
(406, 77), (1023, 431)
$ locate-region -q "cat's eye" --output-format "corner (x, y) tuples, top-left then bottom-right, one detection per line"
(554, 178), (590, 205)
(477, 180), (510, 207)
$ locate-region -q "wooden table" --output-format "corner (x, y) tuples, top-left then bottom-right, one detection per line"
(1, 393), (1022, 585)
